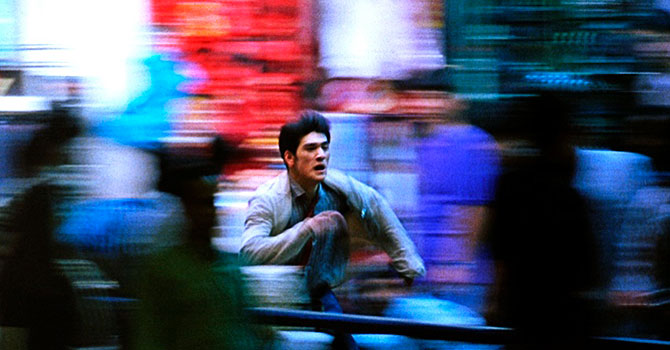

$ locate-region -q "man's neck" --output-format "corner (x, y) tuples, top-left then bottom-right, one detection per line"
(288, 172), (319, 198)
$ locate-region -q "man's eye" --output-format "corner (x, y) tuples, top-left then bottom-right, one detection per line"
(322, 144), (329, 151)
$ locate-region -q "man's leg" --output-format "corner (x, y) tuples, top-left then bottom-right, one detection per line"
(304, 211), (349, 292)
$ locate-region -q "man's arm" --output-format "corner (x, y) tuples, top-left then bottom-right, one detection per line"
(348, 178), (426, 280)
(370, 190), (426, 280)
(239, 196), (313, 265)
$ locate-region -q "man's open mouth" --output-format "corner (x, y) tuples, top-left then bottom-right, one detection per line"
(314, 164), (326, 171)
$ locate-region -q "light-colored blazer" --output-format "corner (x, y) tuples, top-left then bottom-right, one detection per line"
(240, 169), (425, 280)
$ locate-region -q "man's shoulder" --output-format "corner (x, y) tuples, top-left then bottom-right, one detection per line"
(251, 171), (290, 200)
(324, 168), (372, 193)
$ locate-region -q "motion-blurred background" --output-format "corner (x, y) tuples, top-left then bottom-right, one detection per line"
(3, 0), (670, 348)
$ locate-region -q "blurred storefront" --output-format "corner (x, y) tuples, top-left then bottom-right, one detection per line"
(149, 0), (316, 145)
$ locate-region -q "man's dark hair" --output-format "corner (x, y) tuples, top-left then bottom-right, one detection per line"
(278, 111), (331, 163)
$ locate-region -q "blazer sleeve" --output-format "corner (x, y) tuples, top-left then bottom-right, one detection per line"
(239, 195), (313, 265)
(350, 178), (426, 279)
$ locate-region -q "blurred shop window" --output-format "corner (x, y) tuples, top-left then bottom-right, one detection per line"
(317, 0), (445, 79)
(15, 0), (150, 109)
(0, 0), (17, 60)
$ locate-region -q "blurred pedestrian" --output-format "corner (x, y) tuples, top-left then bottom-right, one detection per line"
(416, 91), (500, 284)
(483, 91), (600, 349)
(54, 50), (193, 348)
(0, 105), (82, 350)
(133, 140), (271, 350)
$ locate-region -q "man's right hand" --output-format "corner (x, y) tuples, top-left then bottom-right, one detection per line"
(303, 211), (347, 237)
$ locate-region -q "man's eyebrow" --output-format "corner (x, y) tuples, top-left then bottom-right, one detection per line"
(303, 141), (329, 147)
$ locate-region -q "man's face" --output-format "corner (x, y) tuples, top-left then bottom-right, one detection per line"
(285, 132), (330, 189)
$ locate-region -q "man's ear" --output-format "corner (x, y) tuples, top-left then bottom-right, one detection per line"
(283, 150), (295, 168)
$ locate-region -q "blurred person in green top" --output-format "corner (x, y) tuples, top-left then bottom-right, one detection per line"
(133, 139), (273, 350)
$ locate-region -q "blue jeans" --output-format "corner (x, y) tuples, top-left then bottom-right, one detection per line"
(311, 287), (359, 350)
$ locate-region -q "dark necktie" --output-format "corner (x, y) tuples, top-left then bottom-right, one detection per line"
(298, 192), (319, 265)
